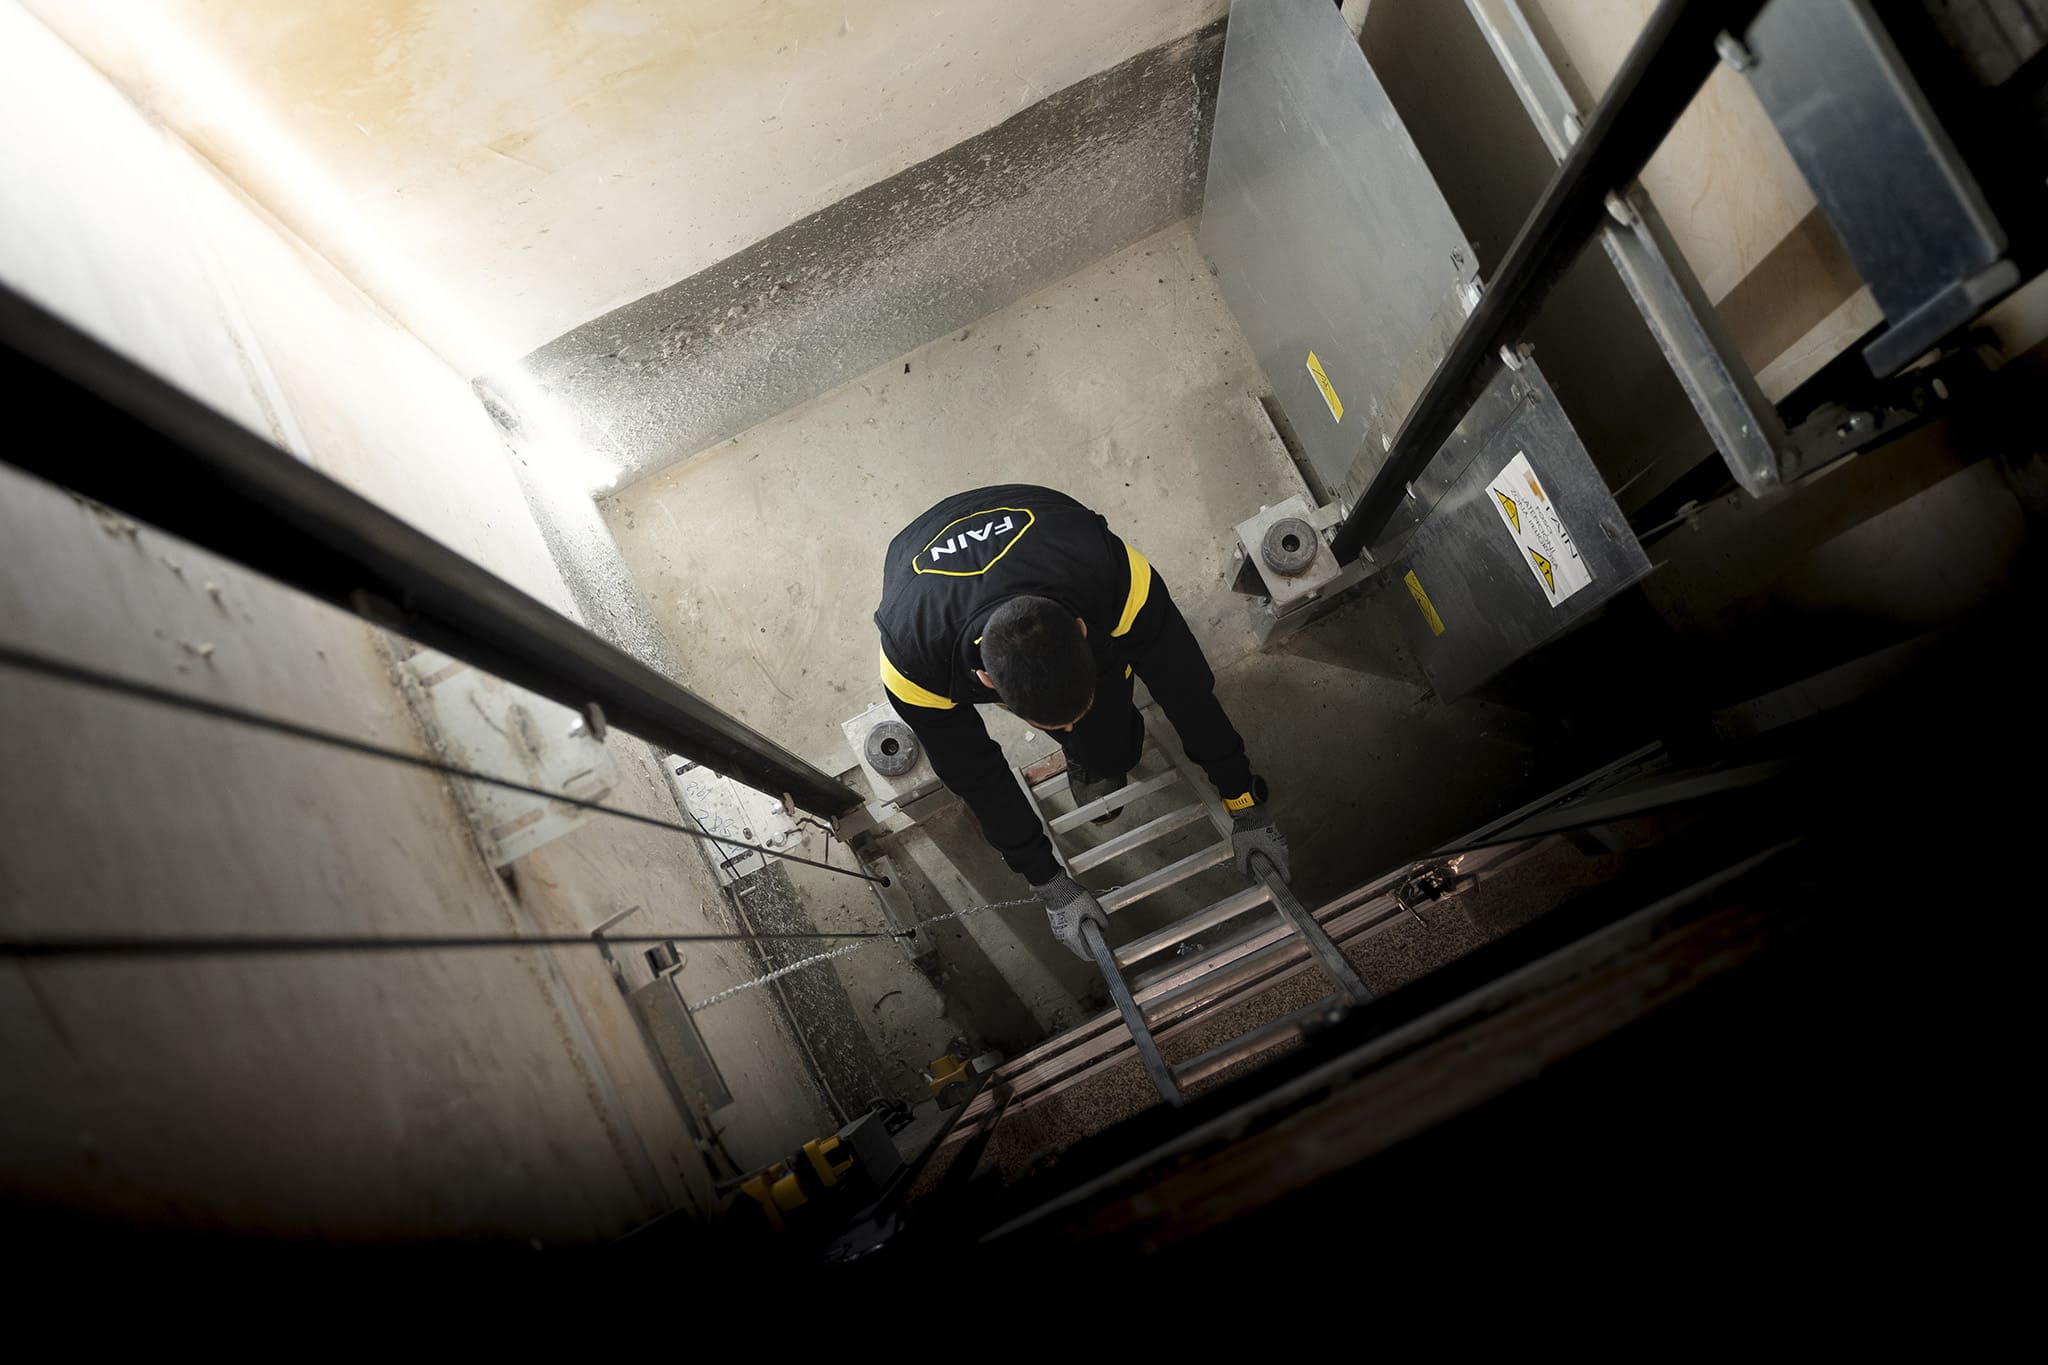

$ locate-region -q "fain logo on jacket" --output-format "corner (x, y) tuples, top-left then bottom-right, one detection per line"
(913, 506), (1037, 577)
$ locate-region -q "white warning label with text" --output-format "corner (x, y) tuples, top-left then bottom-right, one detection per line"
(1486, 451), (1591, 608)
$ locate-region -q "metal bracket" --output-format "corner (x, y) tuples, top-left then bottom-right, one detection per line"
(1231, 495), (1346, 613)
(840, 701), (945, 819)
(1777, 334), (1994, 480)
(1230, 494), (1382, 650)
(1714, 31), (1756, 71)
(664, 757), (802, 886)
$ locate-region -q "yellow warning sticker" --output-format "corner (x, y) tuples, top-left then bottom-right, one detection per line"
(1306, 350), (1344, 423)
(1404, 569), (1446, 636)
(1485, 451), (1592, 608)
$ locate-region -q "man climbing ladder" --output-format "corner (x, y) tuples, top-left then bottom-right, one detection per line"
(873, 484), (1288, 958)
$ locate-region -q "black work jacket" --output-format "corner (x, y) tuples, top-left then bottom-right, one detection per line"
(873, 485), (1152, 883)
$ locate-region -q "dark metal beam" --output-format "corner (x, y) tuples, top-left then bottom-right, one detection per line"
(1330, 0), (1773, 564)
(0, 282), (862, 818)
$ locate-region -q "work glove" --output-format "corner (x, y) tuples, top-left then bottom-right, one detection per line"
(1033, 871), (1108, 961)
(1229, 781), (1290, 883)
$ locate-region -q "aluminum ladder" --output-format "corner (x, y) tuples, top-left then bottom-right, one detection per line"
(1015, 713), (1373, 1106)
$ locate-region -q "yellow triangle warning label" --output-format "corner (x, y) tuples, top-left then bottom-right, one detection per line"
(1489, 452), (1591, 607)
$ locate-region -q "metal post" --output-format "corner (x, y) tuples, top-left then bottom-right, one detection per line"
(1250, 852), (1374, 1004)
(1329, 0), (1773, 564)
(1081, 918), (1182, 1107)
(0, 282), (861, 818)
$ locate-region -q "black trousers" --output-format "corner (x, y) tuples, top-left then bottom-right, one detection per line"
(1059, 575), (1253, 800)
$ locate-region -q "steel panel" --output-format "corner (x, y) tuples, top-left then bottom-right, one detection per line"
(1393, 361), (1650, 697)
(1744, 0), (2016, 375)
(629, 974), (734, 1117)
(1201, 0), (1478, 500)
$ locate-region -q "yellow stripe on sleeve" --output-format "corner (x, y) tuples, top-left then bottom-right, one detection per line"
(879, 645), (956, 709)
(1112, 543), (1152, 638)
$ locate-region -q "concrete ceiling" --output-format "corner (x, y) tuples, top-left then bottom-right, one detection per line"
(25, 0), (1226, 375)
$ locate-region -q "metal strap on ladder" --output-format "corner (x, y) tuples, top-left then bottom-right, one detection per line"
(1016, 714), (1373, 1106)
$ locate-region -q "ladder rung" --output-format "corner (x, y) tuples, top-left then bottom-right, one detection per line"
(1066, 803), (1209, 873)
(1138, 927), (1302, 1027)
(1115, 884), (1273, 968)
(1099, 840), (1235, 912)
(1027, 739), (1157, 796)
(1173, 993), (1346, 1088)
(1048, 768), (1184, 832)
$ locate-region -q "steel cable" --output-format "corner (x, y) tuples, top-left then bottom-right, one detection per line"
(0, 640), (884, 885)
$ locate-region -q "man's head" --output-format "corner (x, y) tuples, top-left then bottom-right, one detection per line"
(977, 595), (1094, 730)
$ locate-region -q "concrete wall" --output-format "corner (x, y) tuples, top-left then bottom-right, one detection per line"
(0, 3), (832, 1238)
(602, 222), (1315, 1054)
(512, 23), (1226, 484)
(26, 0), (1228, 375)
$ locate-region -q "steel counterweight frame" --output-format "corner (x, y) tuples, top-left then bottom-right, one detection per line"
(1328, 0), (1774, 565)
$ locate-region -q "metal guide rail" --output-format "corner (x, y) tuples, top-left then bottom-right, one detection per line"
(1016, 714), (1373, 1106)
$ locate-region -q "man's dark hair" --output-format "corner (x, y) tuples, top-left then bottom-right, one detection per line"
(982, 595), (1094, 726)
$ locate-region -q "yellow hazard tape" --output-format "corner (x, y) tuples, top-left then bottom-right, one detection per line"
(1405, 570), (1446, 636)
(1306, 350), (1344, 423)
